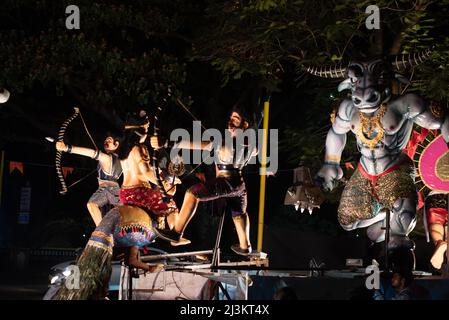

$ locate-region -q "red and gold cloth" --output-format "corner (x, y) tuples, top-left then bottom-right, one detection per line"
(119, 184), (178, 217)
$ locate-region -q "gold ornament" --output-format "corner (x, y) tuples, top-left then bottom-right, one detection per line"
(324, 155), (341, 163)
(436, 151), (449, 181)
(168, 156), (186, 176)
(330, 109), (336, 124)
(357, 103), (387, 150)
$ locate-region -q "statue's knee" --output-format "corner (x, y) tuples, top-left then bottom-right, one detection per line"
(87, 202), (98, 211)
(366, 222), (385, 243)
(390, 198), (417, 236)
(392, 198), (416, 221)
(392, 197), (416, 212)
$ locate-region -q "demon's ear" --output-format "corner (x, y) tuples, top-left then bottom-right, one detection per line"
(337, 79), (351, 92)
(394, 73), (410, 85)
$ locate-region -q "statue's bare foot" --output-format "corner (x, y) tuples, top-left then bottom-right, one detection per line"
(431, 240), (447, 270)
(170, 237), (191, 246)
(195, 254), (209, 261)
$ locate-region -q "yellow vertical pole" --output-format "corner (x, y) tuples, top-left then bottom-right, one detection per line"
(257, 100), (270, 252)
(0, 150), (4, 207)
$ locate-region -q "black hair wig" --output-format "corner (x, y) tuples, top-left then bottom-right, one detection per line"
(116, 110), (149, 160)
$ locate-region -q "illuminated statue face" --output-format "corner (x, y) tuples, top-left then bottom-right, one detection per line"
(306, 49), (432, 113)
(227, 111), (248, 137)
(346, 59), (391, 114)
(104, 136), (119, 153)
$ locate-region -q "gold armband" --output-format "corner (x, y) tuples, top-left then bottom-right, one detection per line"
(325, 155), (341, 162)
(324, 155), (341, 163)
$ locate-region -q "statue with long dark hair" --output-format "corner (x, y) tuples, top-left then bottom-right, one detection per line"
(154, 106), (258, 255)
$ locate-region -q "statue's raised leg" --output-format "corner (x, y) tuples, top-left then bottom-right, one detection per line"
(388, 197), (417, 250)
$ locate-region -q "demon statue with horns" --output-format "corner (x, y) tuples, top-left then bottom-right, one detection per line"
(309, 50), (449, 252)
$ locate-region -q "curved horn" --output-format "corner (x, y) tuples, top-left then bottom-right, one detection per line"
(305, 64), (347, 79)
(391, 48), (433, 70)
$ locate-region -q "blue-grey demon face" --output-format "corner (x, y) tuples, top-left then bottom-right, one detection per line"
(305, 49), (432, 114)
(340, 59), (392, 114)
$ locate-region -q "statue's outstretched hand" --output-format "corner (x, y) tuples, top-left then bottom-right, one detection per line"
(315, 164), (343, 191)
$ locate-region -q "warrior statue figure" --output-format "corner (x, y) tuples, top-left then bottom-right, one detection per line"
(51, 111), (172, 300)
(308, 50), (449, 252)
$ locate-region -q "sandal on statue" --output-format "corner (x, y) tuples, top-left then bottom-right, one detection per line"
(231, 244), (252, 256)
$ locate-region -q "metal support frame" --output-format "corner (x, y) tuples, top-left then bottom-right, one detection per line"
(384, 209), (390, 271)
(122, 205), (270, 300)
(217, 282), (232, 300)
(127, 265), (133, 300)
(141, 250), (213, 262)
(211, 208), (227, 269)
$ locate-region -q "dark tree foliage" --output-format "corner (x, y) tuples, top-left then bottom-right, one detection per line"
(0, 0), (198, 139)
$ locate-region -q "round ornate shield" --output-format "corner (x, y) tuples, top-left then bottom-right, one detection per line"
(416, 133), (449, 193)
